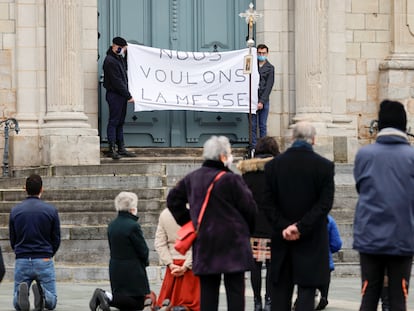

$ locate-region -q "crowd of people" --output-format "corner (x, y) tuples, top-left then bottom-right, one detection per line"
(2, 35), (412, 311)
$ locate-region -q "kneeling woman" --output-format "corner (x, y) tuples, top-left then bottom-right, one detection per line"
(89, 191), (153, 311)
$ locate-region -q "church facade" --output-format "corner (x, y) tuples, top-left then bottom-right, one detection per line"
(0, 0), (413, 168)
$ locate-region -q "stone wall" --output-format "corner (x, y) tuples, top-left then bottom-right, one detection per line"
(0, 1), (413, 167)
(257, 0), (414, 160)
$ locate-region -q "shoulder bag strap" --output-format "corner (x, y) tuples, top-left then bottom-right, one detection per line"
(196, 170), (226, 231)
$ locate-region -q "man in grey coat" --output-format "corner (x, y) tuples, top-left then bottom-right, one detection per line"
(353, 100), (414, 311)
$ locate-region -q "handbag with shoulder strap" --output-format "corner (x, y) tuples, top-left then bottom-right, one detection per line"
(174, 171), (226, 255)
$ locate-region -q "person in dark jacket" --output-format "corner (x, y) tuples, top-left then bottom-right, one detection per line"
(237, 136), (280, 311)
(9, 174), (61, 311)
(103, 36), (136, 159)
(315, 215), (342, 310)
(89, 191), (152, 311)
(353, 100), (414, 311)
(264, 121), (335, 311)
(0, 245), (5, 283)
(251, 44), (274, 148)
(168, 135), (257, 311)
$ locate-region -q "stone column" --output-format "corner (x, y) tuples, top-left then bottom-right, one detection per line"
(293, 0), (334, 158)
(292, 0), (357, 162)
(10, 0), (45, 168)
(294, 0), (330, 120)
(379, 0), (414, 124)
(41, 0), (99, 165)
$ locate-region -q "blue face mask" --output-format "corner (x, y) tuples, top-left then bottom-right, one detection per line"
(257, 55), (267, 62)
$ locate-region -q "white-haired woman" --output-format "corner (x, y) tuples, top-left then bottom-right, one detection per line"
(167, 136), (257, 311)
(89, 191), (152, 311)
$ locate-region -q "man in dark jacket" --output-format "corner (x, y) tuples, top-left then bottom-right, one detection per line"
(353, 100), (414, 311)
(9, 174), (61, 311)
(252, 44), (274, 148)
(103, 36), (136, 159)
(264, 122), (334, 311)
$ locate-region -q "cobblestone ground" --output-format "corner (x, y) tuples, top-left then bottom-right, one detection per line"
(0, 277), (412, 310)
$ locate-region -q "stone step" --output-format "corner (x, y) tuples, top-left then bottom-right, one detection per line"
(0, 160), (357, 282)
(0, 188), (165, 202)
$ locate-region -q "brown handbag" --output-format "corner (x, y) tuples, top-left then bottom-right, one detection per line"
(174, 171), (226, 255)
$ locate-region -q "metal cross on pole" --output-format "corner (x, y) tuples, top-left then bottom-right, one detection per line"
(239, 3), (262, 157)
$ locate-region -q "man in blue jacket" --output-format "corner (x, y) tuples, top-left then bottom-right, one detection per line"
(353, 100), (414, 311)
(9, 174), (61, 311)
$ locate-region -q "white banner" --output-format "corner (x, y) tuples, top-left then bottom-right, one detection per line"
(128, 44), (259, 113)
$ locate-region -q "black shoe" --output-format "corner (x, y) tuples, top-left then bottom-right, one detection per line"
(18, 282), (30, 311)
(117, 141), (136, 157)
(89, 288), (110, 311)
(108, 143), (121, 160)
(254, 296), (262, 311)
(315, 297), (328, 310)
(32, 281), (44, 311)
(117, 149), (136, 157)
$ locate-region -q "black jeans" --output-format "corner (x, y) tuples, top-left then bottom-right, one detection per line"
(199, 272), (245, 311)
(251, 260), (271, 300)
(106, 91), (127, 143)
(270, 255), (316, 311)
(359, 253), (412, 311)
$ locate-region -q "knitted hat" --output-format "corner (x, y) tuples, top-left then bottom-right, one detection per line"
(378, 100), (407, 132)
(112, 36), (128, 47)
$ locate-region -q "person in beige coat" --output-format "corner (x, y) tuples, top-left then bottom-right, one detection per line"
(155, 208), (200, 311)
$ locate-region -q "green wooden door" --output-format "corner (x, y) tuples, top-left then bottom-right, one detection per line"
(98, 0), (254, 147)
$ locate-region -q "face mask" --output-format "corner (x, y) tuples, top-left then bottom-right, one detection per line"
(116, 47), (125, 57)
(224, 154), (233, 168)
(258, 55), (267, 62)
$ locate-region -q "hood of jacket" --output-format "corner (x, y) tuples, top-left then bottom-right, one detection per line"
(237, 156), (273, 174)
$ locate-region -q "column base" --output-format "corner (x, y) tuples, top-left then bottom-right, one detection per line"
(40, 128), (100, 166)
(282, 115), (358, 163)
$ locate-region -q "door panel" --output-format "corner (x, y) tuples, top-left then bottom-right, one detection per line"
(98, 0), (254, 147)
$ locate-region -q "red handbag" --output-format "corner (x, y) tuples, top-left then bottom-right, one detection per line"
(174, 171), (226, 255)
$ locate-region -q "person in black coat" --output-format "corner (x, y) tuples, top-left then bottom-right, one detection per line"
(103, 36), (136, 159)
(264, 122), (335, 311)
(89, 191), (152, 311)
(168, 135), (257, 311)
(0, 245), (5, 283)
(237, 136), (280, 311)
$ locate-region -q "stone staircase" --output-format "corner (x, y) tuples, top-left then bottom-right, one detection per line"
(0, 149), (359, 281)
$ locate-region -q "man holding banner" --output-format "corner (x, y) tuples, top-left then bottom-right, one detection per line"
(252, 44), (274, 149)
(103, 36), (136, 159)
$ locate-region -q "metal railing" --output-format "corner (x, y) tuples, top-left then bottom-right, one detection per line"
(1, 118), (20, 177)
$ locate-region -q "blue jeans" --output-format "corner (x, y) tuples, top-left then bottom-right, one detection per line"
(13, 258), (57, 310)
(251, 102), (269, 147)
